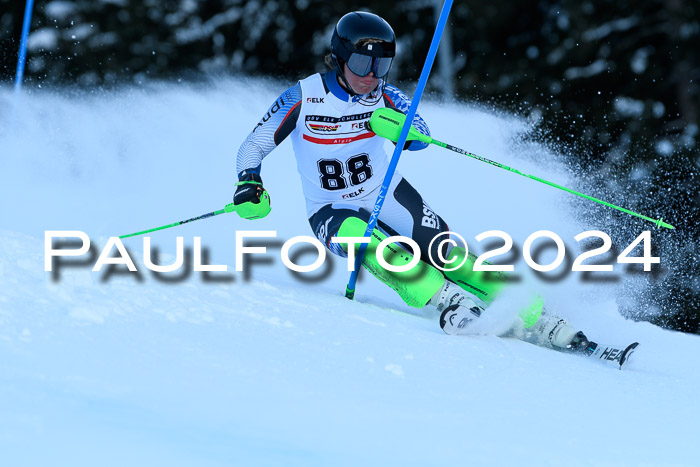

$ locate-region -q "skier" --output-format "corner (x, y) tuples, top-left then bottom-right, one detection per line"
(232, 11), (593, 354)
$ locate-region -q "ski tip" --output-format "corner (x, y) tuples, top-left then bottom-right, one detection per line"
(619, 342), (640, 370)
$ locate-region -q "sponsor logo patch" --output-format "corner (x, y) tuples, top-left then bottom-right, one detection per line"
(309, 123), (339, 132)
(253, 97), (285, 132)
(317, 216), (333, 245)
(421, 203), (440, 229)
(342, 187), (365, 199)
(305, 113), (374, 137)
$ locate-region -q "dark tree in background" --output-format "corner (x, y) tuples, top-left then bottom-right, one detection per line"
(1, 0), (697, 332)
(443, 0), (699, 333)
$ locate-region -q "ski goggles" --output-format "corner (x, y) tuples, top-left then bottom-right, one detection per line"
(345, 53), (393, 78)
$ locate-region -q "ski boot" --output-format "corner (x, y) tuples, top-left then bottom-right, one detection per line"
(512, 313), (595, 354)
(431, 280), (485, 335)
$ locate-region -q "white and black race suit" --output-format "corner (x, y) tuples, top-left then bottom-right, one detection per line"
(236, 70), (449, 264)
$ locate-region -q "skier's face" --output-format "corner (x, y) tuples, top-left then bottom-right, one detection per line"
(343, 63), (379, 95)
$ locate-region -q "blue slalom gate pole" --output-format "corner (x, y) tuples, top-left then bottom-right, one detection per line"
(345, 0), (454, 299)
(14, 0), (35, 94)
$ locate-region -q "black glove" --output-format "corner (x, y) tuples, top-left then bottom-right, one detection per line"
(233, 170), (271, 219)
(234, 171), (264, 205)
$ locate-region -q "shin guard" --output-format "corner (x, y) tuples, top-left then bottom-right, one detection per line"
(336, 217), (444, 308)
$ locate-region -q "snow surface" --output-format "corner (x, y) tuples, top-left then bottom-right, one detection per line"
(0, 78), (698, 466)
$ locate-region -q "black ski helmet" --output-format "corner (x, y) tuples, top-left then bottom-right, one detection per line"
(331, 11), (396, 66)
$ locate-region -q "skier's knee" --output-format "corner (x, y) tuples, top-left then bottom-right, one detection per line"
(337, 216), (369, 239)
(333, 216), (370, 256)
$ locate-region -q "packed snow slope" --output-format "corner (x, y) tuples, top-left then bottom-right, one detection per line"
(1, 78), (698, 467)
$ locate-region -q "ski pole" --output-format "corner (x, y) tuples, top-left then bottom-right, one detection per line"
(368, 107), (675, 230)
(344, 0), (455, 300)
(119, 203), (237, 239)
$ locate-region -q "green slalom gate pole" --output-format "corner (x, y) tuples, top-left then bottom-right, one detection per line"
(368, 107), (675, 230)
(119, 203), (237, 239)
